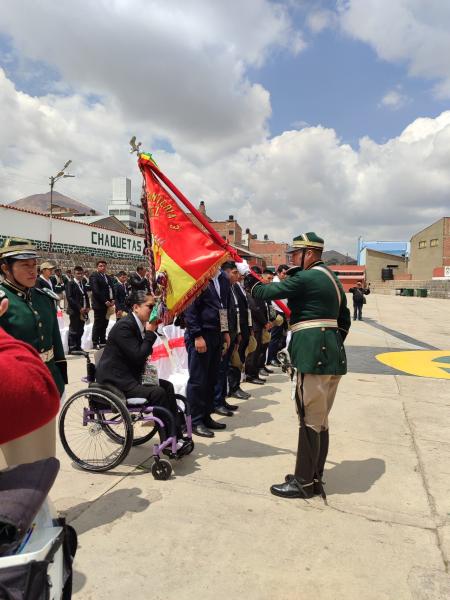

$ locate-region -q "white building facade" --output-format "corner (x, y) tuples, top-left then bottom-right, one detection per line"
(108, 177), (145, 233)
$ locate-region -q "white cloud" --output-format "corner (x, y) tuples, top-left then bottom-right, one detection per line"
(337, 0), (450, 98)
(2, 68), (449, 256)
(0, 0), (304, 162)
(306, 9), (337, 34)
(379, 86), (409, 110)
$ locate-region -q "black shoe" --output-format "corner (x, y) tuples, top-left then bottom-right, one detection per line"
(214, 406), (233, 417)
(269, 359), (281, 367)
(245, 377), (265, 385)
(223, 401), (238, 411)
(270, 477), (315, 499)
(230, 389), (250, 400)
(192, 424), (215, 438)
(262, 366), (274, 374)
(204, 416), (226, 430)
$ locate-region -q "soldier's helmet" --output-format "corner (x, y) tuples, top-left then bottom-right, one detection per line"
(292, 232), (324, 250)
(0, 238), (39, 261)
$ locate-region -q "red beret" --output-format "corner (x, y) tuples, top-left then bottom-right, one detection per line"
(0, 328), (60, 444)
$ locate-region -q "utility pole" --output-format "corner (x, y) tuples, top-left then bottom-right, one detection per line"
(49, 160), (75, 251)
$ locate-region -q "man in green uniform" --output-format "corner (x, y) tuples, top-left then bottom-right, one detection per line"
(241, 232), (351, 500)
(0, 238), (67, 396)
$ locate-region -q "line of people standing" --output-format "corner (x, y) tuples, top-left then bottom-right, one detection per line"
(184, 260), (289, 438)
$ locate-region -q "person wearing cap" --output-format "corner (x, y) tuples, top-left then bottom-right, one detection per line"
(0, 238), (67, 396)
(35, 261), (57, 294)
(241, 232), (351, 500)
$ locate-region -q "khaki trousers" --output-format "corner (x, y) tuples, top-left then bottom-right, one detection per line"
(0, 418), (56, 469)
(296, 373), (341, 432)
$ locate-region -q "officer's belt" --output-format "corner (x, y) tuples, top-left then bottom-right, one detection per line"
(39, 347), (54, 363)
(290, 319), (338, 332)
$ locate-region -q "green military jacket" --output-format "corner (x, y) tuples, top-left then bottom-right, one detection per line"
(252, 261), (351, 375)
(0, 280), (66, 395)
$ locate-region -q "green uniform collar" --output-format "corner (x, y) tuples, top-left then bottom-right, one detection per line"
(1, 279), (31, 301)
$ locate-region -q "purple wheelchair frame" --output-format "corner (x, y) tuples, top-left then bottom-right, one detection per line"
(83, 398), (193, 459)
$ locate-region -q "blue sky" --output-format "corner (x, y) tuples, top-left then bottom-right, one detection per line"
(0, 0), (449, 253)
(253, 21), (448, 146)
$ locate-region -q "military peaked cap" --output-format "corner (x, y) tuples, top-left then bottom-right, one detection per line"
(292, 232), (324, 250)
(0, 238), (39, 260)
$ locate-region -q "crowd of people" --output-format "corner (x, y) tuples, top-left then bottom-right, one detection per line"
(1, 232), (357, 501)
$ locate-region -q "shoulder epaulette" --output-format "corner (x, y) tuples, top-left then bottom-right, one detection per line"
(35, 287), (60, 301)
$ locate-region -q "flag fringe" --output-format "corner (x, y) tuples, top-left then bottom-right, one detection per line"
(167, 251), (230, 318)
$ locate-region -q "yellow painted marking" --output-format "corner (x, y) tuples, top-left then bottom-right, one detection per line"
(376, 350), (450, 380)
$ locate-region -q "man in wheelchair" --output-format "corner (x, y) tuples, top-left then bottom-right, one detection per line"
(95, 290), (190, 455)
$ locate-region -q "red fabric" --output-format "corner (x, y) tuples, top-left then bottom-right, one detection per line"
(0, 328), (60, 444)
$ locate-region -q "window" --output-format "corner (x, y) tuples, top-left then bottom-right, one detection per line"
(430, 239), (439, 247)
(228, 230), (234, 236)
(109, 209), (119, 215)
(418, 241), (427, 249)
(129, 221), (137, 229)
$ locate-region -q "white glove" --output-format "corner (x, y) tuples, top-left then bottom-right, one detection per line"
(236, 260), (250, 276)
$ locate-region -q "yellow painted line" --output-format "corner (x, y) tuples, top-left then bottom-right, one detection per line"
(376, 350), (450, 379)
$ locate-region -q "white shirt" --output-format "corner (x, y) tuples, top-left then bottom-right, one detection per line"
(272, 275), (287, 311)
(40, 275), (54, 291)
(132, 312), (145, 338)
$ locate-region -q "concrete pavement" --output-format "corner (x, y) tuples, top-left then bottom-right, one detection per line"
(51, 294), (450, 599)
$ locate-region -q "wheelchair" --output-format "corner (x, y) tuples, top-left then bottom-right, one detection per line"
(58, 354), (194, 480)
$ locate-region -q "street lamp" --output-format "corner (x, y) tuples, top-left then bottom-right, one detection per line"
(49, 160), (75, 251)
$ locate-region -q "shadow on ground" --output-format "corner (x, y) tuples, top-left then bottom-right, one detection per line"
(63, 486), (156, 534)
(325, 457), (386, 495)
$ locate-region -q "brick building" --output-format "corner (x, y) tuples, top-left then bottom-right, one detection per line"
(409, 217), (450, 280)
(247, 234), (289, 270)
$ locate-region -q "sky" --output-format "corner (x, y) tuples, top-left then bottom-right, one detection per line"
(0, 0), (450, 255)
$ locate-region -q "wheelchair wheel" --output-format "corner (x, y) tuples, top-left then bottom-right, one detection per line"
(59, 389), (133, 472)
(151, 459), (172, 480)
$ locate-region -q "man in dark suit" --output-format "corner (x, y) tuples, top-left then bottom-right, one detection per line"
(129, 265), (150, 292)
(213, 262), (240, 417)
(96, 291), (188, 449)
(35, 262), (57, 293)
(114, 271), (129, 319)
(89, 260), (115, 349)
(66, 266), (90, 353)
(245, 266), (271, 384)
(228, 276), (251, 400)
(184, 270), (231, 437)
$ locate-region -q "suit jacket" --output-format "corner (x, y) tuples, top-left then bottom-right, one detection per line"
(129, 272), (150, 292)
(114, 281), (129, 312)
(95, 314), (157, 392)
(66, 279), (90, 315)
(184, 273), (229, 338)
(50, 274), (66, 294)
(89, 271), (115, 310)
(234, 283), (250, 333)
(35, 276), (55, 293)
(247, 293), (269, 331)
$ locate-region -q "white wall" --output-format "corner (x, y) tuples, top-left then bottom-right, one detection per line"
(0, 206), (144, 256)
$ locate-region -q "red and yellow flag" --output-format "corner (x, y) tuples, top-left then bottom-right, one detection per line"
(139, 154), (229, 316)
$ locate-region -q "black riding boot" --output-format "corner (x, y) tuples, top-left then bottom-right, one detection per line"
(313, 429), (329, 496)
(270, 426), (319, 499)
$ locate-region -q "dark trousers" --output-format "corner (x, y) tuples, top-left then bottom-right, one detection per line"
(228, 330), (249, 394)
(185, 329), (222, 425)
(126, 379), (182, 438)
(267, 322), (286, 363)
(214, 344), (234, 409)
(68, 311), (85, 351)
(92, 307), (109, 344)
(353, 302), (363, 320)
(245, 328), (263, 378)
(258, 342), (269, 369)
